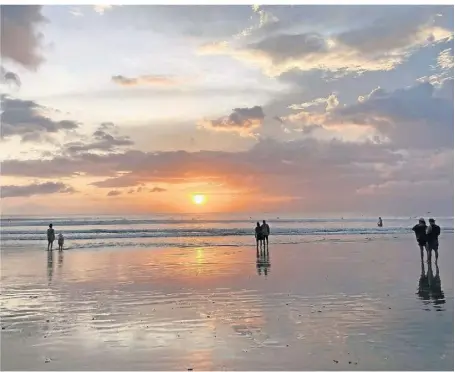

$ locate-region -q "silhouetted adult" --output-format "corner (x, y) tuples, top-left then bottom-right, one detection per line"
(426, 218), (441, 262)
(255, 222), (264, 249)
(412, 218), (427, 260)
(261, 220), (270, 247)
(377, 217), (383, 227)
(47, 224), (55, 251)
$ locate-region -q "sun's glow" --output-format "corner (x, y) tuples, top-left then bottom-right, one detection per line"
(192, 194), (206, 205)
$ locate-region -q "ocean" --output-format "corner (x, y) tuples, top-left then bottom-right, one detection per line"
(1, 215), (453, 250)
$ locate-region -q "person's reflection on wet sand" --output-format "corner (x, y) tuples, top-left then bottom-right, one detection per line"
(256, 246), (271, 276)
(428, 261), (445, 308)
(58, 249), (64, 269)
(417, 259), (445, 310)
(47, 250), (54, 285)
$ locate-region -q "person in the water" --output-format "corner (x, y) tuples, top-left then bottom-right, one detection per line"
(377, 217), (383, 227)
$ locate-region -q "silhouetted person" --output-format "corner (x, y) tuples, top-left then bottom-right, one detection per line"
(256, 245), (270, 276)
(47, 250), (54, 285)
(47, 224), (55, 251)
(426, 218), (440, 262)
(412, 218), (427, 261)
(58, 233), (65, 251)
(377, 217), (383, 227)
(261, 220), (270, 247)
(255, 222), (264, 249)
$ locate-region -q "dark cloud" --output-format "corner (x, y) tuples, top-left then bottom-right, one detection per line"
(111, 74), (179, 86)
(0, 5), (47, 69)
(150, 187), (167, 193)
(64, 123), (134, 155)
(0, 66), (21, 87)
(107, 190), (122, 197)
(1, 96), (80, 142)
(199, 106), (265, 135)
(1, 182), (75, 198)
(248, 33), (328, 63)
(333, 81), (454, 149)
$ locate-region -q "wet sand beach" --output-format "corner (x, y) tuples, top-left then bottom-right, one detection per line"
(1, 235), (453, 370)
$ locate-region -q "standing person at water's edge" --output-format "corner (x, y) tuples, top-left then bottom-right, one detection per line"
(255, 222), (264, 249)
(47, 224), (55, 251)
(261, 220), (270, 247)
(426, 218), (441, 262)
(377, 217), (383, 227)
(412, 218), (427, 261)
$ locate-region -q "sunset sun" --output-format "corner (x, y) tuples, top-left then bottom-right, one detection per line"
(192, 194), (206, 205)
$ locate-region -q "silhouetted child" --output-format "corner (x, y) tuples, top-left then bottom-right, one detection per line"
(58, 233), (64, 251)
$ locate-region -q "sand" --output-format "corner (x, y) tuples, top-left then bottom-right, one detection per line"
(1, 235), (453, 370)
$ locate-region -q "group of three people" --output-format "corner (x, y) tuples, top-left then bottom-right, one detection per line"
(255, 220), (270, 248)
(412, 218), (441, 262)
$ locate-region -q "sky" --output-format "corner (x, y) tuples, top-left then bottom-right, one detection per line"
(0, 4), (454, 216)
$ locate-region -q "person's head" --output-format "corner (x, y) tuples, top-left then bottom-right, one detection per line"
(429, 218), (436, 225)
(419, 218), (425, 224)
(379, 217), (382, 220)
(256, 222), (260, 227)
(262, 220), (266, 224)
(49, 223), (53, 228)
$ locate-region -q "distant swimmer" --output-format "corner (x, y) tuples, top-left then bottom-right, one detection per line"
(426, 218), (441, 262)
(47, 224), (55, 251)
(412, 218), (427, 261)
(58, 233), (65, 251)
(377, 217), (383, 227)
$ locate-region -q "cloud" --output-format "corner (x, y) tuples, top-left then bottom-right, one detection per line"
(107, 190), (122, 197)
(2, 135), (452, 214)
(437, 48), (454, 70)
(1, 96), (80, 142)
(150, 187), (167, 193)
(1, 182), (75, 198)
(0, 5), (47, 69)
(199, 105), (265, 136)
(63, 122), (134, 155)
(284, 81), (454, 149)
(111, 74), (180, 87)
(0, 66), (21, 87)
(198, 7), (453, 77)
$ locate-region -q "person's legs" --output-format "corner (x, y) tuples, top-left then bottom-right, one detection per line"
(426, 243), (432, 262)
(434, 246), (439, 262)
(265, 235), (269, 247)
(419, 244), (424, 261)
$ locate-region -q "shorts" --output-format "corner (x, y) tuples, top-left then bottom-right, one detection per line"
(427, 241), (439, 251)
(48, 238), (54, 243)
(256, 235), (264, 241)
(417, 239), (426, 247)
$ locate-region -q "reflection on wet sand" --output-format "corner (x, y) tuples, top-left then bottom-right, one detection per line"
(417, 259), (445, 310)
(47, 250), (54, 285)
(58, 250), (64, 268)
(256, 246), (271, 276)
